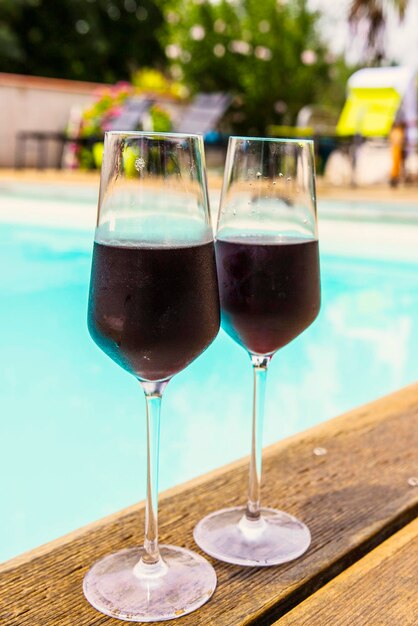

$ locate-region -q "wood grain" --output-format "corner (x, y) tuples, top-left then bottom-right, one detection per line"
(1, 383), (418, 626)
(275, 518), (418, 626)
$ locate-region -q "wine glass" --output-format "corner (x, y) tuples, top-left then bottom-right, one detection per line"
(83, 131), (220, 621)
(194, 136), (321, 566)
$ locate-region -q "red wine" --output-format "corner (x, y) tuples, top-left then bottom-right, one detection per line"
(215, 236), (320, 355)
(88, 241), (220, 381)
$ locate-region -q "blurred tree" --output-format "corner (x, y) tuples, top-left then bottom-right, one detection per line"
(0, 0), (165, 83)
(348, 0), (408, 61)
(0, 0), (353, 135)
(161, 0), (351, 134)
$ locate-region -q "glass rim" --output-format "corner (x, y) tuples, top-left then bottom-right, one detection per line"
(104, 131), (204, 140)
(229, 136), (314, 146)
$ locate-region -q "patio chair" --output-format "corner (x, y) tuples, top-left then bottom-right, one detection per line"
(174, 92), (231, 137)
(105, 96), (154, 131)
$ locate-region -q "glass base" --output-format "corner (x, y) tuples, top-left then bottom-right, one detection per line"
(83, 545), (217, 622)
(194, 506), (311, 567)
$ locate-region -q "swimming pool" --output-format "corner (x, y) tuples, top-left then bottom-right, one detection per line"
(1, 206), (418, 563)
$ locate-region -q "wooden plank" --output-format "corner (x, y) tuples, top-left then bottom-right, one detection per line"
(1, 383), (418, 626)
(274, 518), (418, 626)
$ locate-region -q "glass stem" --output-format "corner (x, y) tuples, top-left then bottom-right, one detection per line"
(246, 355), (270, 521)
(139, 380), (168, 568)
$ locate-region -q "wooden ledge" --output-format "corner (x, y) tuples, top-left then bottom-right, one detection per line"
(275, 518), (418, 625)
(1, 383), (418, 625)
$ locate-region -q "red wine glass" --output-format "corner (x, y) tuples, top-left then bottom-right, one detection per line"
(194, 137), (320, 566)
(84, 132), (220, 621)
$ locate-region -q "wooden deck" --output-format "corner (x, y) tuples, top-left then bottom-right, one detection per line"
(275, 518), (418, 625)
(1, 383), (417, 625)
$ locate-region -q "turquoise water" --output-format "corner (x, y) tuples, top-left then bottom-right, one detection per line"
(1, 221), (418, 562)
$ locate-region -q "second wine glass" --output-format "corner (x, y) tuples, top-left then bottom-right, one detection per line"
(194, 136), (321, 566)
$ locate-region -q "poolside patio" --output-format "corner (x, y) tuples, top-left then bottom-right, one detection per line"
(1, 383), (417, 624)
(2, 0), (418, 621)
(1, 167), (417, 624)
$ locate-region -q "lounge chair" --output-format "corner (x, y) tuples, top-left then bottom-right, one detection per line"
(174, 92), (231, 137)
(105, 96), (154, 131)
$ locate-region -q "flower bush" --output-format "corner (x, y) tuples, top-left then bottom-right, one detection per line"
(81, 81), (134, 140)
(75, 70), (183, 169)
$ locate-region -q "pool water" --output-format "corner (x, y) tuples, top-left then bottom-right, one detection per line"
(1, 220), (418, 562)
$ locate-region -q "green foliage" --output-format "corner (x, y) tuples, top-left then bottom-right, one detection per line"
(150, 104), (172, 132)
(162, 0), (351, 133)
(0, 0), (165, 82)
(0, 0), (354, 135)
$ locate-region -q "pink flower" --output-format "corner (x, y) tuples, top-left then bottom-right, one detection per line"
(108, 105), (122, 118)
(116, 81), (131, 89)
